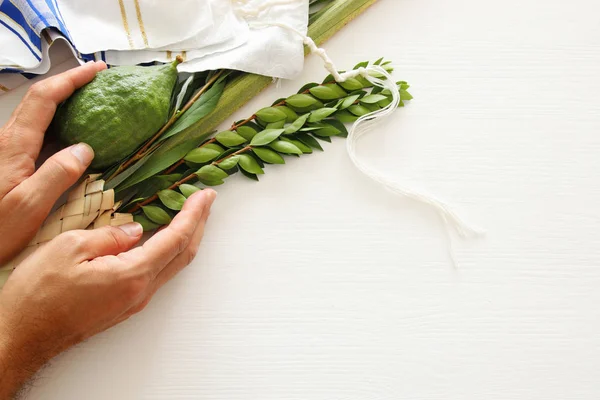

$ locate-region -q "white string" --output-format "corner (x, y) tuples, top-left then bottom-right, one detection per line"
(247, 19), (485, 267)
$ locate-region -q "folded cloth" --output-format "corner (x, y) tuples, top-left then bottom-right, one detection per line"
(56, 0), (216, 53)
(102, 0), (250, 67)
(0, 0), (309, 96)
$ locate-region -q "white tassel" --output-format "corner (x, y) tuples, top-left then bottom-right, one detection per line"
(248, 20), (485, 267)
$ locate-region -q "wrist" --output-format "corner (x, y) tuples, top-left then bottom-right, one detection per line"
(0, 316), (40, 399)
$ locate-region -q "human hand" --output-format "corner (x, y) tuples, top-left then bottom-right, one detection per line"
(0, 188), (215, 398)
(0, 61), (106, 265)
(0, 62), (217, 399)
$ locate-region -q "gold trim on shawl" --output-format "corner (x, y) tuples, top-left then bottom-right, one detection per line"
(133, 0), (149, 47)
(117, 0), (134, 49)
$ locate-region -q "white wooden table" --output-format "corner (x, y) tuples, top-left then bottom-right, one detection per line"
(1, 0), (600, 398)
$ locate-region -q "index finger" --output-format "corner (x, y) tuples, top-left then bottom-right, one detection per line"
(128, 190), (216, 278)
(6, 61), (106, 158)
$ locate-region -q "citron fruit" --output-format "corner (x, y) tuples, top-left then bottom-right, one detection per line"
(52, 58), (182, 169)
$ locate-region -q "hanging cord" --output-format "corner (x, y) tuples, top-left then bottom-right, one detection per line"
(247, 19), (485, 267)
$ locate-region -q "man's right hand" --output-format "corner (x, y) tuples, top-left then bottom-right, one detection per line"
(0, 188), (215, 399)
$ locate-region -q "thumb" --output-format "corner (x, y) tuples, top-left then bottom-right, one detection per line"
(0, 143), (95, 264)
(12, 143), (94, 223)
(53, 223), (144, 264)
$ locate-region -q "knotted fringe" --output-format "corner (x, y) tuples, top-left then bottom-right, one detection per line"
(250, 19), (485, 267)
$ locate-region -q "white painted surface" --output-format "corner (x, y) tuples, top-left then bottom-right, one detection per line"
(1, 0), (600, 398)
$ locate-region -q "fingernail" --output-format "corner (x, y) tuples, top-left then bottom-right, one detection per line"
(71, 143), (94, 166)
(118, 223), (143, 237)
(204, 189), (217, 205)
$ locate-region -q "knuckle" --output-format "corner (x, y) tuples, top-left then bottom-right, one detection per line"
(172, 230), (191, 255)
(58, 231), (86, 252)
(122, 275), (150, 303)
(106, 227), (125, 250)
(130, 297), (152, 315)
(183, 246), (199, 265)
(27, 82), (46, 99)
(46, 156), (80, 180)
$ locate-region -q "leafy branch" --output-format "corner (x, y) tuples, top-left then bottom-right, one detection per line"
(123, 59), (413, 230)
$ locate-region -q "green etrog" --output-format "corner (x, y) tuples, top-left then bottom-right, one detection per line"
(52, 59), (180, 170)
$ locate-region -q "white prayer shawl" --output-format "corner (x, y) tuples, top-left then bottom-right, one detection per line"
(0, 0), (308, 93)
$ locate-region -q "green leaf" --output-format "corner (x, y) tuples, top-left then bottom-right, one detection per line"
(217, 155), (240, 170)
(238, 154), (264, 174)
(297, 82), (319, 94)
(133, 174), (180, 199)
(204, 143), (225, 152)
(122, 196), (146, 210)
(284, 113), (310, 134)
(184, 147), (221, 164)
(255, 107), (287, 123)
(354, 61), (369, 69)
(117, 128), (211, 191)
(216, 130), (247, 147)
(328, 84), (348, 98)
(401, 89), (413, 101)
(314, 122), (342, 137)
(356, 76), (371, 87)
(134, 214), (162, 232)
(325, 119), (348, 138)
(309, 85), (340, 100)
(321, 73), (335, 84)
(308, 107), (337, 123)
(294, 132), (323, 151)
(282, 137), (312, 154)
(363, 102), (381, 112)
(348, 104), (372, 117)
(270, 140), (302, 155)
(196, 165), (228, 186)
(339, 94), (360, 110)
(142, 206), (172, 225)
(158, 189), (187, 211)
(239, 168), (259, 181)
(160, 81), (225, 141)
(250, 129), (285, 146)
(172, 75), (195, 114)
(285, 93), (319, 109)
(378, 97), (393, 108)
(313, 135), (331, 143)
(339, 78), (363, 91)
(374, 57), (384, 65)
(265, 120), (286, 129)
(360, 94), (388, 104)
(252, 147), (285, 164)
(179, 184), (202, 198)
(105, 152), (152, 190)
(336, 110), (359, 123)
(276, 106), (299, 123)
(236, 125), (258, 141)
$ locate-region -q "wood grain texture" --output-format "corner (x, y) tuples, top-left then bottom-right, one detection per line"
(1, 0), (600, 398)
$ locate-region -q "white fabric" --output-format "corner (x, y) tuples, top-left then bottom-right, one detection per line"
(56, 0), (217, 53)
(0, 0), (310, 95)
(102, 0), (249, 68)
(181, 0), (308, 79)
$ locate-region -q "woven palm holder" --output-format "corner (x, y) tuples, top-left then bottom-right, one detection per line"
(0, 174), (133, 286)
